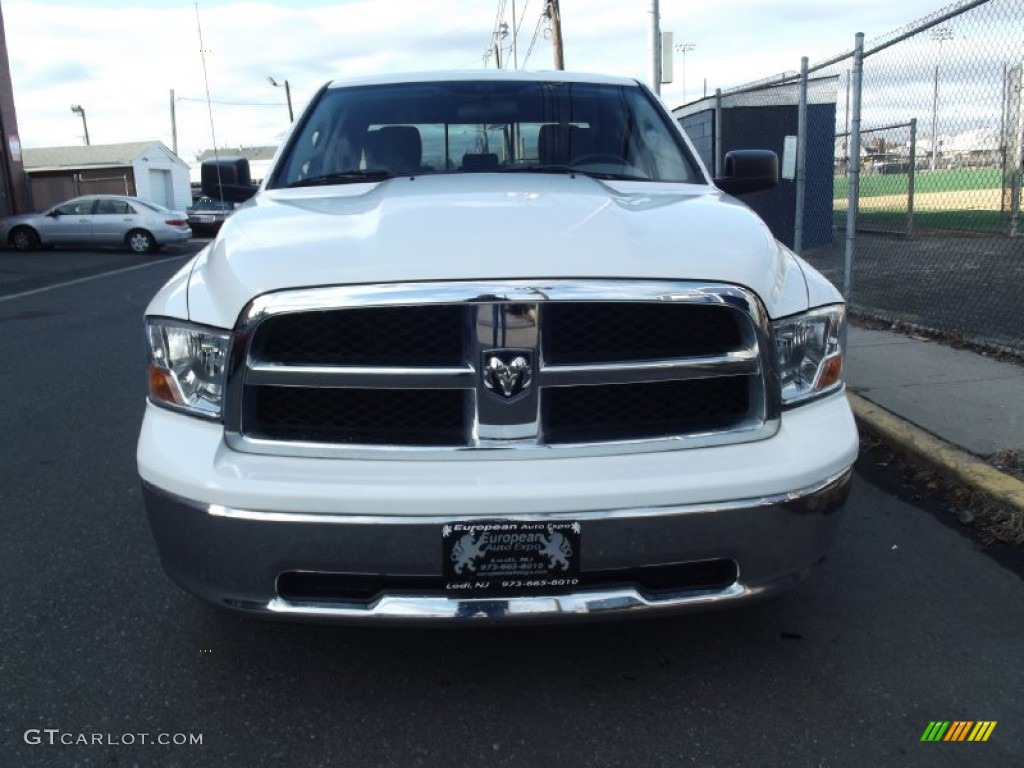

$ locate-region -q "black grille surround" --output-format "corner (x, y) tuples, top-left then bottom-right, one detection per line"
(227, 281), (778, 457)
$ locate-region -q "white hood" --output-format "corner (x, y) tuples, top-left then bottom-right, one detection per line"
(179, 174), (817, 328)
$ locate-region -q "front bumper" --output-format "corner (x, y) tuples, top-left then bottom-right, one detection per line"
(138, 392), (858, 623)
(143, 470), (851, 622)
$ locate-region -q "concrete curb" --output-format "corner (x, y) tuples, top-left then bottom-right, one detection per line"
(847, 392), (1024, 516)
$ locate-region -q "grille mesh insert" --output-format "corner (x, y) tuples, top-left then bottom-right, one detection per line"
(249, 386), (467, 445)
(542, 303), (743, 364)
(542, 377), (751, 444)
(251, 305), (465, 366)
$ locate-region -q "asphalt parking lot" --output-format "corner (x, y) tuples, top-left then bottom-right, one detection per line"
(1, 247), (1022, 767)
(0, 239), (208, 300)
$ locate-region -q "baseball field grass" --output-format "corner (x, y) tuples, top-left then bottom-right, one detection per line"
(833, 167), (1002, 199)
(833, 167), (1010, 234)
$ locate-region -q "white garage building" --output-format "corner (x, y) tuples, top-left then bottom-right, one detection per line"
(22, 141), (191, 211)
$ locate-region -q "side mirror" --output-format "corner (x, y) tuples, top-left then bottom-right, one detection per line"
(201, 157), (258, 203)
(48, 210), (61, 217)
(714, 150), (779, 196)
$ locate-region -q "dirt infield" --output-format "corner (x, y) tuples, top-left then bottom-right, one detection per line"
(835, 188), (1004, 211)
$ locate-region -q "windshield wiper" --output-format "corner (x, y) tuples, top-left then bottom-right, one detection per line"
(286, 169), (396, 188)
(501, 164), (577, 174)
(499, 165), (648, 182)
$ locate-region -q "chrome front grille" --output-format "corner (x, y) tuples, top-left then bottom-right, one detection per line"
(224, 281), (780, 459)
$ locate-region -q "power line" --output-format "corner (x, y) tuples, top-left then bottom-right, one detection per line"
(194, 0), (223, 201)
(491, 0), (508, 39)
(515, 0), (532, 40)
(177, 96), (282, 106)
(406, 17), (493, 52)
(490, 0), (508, 45)
(522, 11), (546, 68)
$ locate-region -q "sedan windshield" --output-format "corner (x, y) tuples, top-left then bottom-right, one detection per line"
(270, 80), (701, 188)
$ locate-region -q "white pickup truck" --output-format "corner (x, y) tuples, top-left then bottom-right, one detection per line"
(137, 71), (857, 622)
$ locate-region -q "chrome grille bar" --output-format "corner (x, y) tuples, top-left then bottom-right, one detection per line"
(246, 364), (475, 389)
(540, 350), (759, 388)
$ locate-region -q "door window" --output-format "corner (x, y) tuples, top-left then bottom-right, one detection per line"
(54, 200), (94, 216)
(94, 199), (133, 215)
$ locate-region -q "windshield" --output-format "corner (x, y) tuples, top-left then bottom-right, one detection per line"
(269, 80), (701, 188)
(133, 199), (172, 213)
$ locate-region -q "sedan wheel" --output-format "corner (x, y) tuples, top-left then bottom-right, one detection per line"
(127, 229), (155, 254)
(11, 227), (39, 252)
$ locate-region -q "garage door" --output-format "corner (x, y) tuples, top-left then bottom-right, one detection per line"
(148, 169), (170, 206)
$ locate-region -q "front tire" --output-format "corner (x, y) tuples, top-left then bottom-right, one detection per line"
(10, 227), (40, 252)
(126, 229), (155, 254)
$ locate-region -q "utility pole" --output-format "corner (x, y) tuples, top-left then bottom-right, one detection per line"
(648, 0), (661, 95)
(170, 89), (178, 156)
(548, 0), (564, 70)
(497, 22), (509, 69)
(511, 0), (517, 70)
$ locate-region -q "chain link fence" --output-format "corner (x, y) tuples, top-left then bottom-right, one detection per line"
(677, 0), (1024, 355)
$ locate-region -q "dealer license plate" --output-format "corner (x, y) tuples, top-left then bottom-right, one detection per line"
(442, 521), (581, 595)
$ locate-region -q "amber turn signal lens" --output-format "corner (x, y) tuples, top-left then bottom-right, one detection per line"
(149, 365), (182, 405)
(817, 356), (843, 390)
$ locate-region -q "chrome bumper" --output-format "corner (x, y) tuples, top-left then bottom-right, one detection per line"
(142, 467), (852, 624)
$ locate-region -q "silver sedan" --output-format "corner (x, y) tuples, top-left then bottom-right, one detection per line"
(0, 194), (192, 254)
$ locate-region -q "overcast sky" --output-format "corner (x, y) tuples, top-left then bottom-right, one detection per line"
(4, 0), (967, 163)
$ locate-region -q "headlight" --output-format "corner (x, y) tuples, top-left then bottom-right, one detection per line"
(146, 318), (232, 418)
(773, 305), (846, 405)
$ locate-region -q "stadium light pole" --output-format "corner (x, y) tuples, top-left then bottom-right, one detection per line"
(675, 42), (696, 102)
(267, 76), (294, 123)
(930, 26), (953, 172)
(70, 104), (90, 146)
